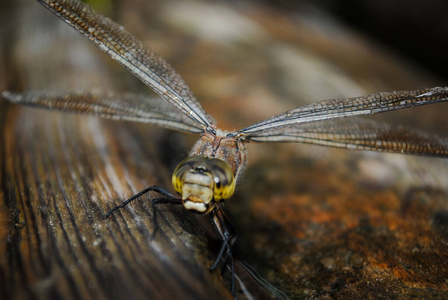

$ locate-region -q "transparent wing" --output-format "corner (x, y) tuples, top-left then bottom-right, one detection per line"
(3, 90), (204, 134)
(244, 117), (448, 157)
(36, 0), (213, 128)
(238, 87), (448, 134)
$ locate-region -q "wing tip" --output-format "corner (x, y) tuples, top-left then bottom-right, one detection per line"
(2, 91), (20, 102)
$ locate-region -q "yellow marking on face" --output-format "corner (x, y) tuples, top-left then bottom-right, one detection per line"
(172, 155), (235, 214)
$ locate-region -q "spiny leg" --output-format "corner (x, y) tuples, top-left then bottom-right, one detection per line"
(105, 185), (182, 236)
(107, 188), (239, 296)
(105, 185), (178, 217)
(210, 207), (238, 298)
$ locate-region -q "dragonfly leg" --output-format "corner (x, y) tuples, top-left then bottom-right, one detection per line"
(105, 185), (182, 237)
(210, 207), (238, 298)
(105, 185), (177, 217)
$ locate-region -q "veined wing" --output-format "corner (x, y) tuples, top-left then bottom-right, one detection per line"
(3, 91), (204, 134)
(238, 87), (448, 134)
(243, 117), (448, 157)
(36, 0), (213, 128)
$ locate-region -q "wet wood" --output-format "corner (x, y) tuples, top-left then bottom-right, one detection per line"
(1, 0), (448, 299)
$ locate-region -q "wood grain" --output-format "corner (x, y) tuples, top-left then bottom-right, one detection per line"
(0, 1), (231, 299)
(1, 104), (233, 299)
(1, 0), (448, 299)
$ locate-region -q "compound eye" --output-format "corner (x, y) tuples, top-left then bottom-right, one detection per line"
(205, 158), (235, 201)
(172, 155), (207, 195)
(172, 156), (235, 202)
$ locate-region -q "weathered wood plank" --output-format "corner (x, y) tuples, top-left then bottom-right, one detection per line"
(1, 0), (448, 299)
(1, 104), (231, 299)
(0, 1), (231, 299)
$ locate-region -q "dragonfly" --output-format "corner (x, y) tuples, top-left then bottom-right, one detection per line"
(3, 0), (448, 297)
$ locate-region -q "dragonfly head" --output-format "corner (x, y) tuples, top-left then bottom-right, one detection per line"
(172, 155), (235, 214)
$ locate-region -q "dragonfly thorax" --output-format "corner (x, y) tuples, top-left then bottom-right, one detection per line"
(172, 155), (235, 214)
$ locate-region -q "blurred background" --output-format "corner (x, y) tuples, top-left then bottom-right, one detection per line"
(270, 0), (448, 81)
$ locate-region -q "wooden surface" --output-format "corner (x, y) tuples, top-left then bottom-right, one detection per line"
(1, 0), (448, 299)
